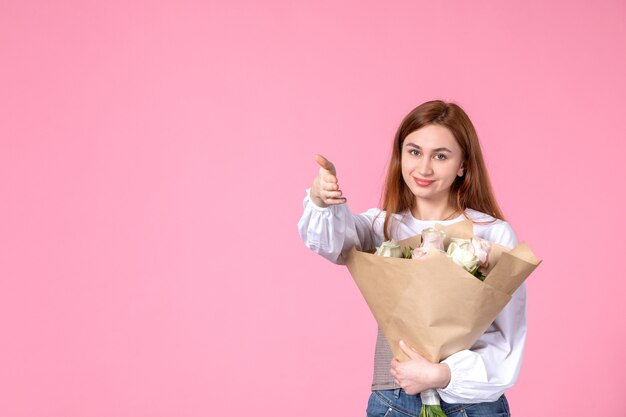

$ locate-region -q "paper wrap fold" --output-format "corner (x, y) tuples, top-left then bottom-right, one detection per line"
(345, 220), (540, 363)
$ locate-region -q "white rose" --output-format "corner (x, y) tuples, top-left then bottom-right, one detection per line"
(447, 241), (480, 273)
(375, 240), (403, 258)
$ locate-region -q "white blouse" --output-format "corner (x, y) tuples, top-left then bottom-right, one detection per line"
(297, 189), (527, 403)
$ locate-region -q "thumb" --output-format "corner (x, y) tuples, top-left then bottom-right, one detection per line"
(314, 154), (336, 175)
(399, 340), (419, 360)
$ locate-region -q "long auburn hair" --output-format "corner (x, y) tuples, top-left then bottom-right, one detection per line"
(381, 100), (504, 240)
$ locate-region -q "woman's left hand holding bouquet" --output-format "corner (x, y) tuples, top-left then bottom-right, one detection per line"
(390, 340), (451, 395)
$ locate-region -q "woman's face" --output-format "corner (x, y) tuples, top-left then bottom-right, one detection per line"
(401, 124), (465, 205)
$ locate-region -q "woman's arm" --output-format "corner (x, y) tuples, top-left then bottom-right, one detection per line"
(297, 155), (382, 265)
(297, 189), (382, 265)
(436, 221), (527, 403)
(389, 220), (527, 402)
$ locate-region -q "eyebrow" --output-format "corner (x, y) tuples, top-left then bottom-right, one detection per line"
(404, 143), (453, 153)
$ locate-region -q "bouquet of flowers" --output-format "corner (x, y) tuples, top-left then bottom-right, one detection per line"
(401, 227), (492, 280)
(346, 220), (540, 417)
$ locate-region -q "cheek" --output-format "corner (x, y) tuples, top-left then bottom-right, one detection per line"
(401, 163), (413, 183)
(401, 158), (415, 175)
(443, 163), (462, 180)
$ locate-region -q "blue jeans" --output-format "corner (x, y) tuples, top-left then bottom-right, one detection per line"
(366, 389), (511, 417)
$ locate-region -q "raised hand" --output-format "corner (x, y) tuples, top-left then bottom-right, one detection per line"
(310, 154), (347, 208)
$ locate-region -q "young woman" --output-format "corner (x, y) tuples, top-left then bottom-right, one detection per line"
(297, 100), (525, 417)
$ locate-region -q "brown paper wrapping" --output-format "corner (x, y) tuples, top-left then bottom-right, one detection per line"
(345, 220), (540, 363)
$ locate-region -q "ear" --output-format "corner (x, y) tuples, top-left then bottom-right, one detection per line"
(457, 165), (465, 177)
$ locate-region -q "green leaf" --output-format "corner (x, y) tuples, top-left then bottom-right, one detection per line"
(419, 405), (448, 417)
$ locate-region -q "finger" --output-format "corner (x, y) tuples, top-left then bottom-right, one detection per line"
(324, 197), (347, 205)
(322, 182), (339, 191)
(323, 190), (344, 199)
(323, 196), (347, 205)
(399, 340), (418, 360)
(314, 154), (336, 175)
(321, 188), (344, 198)
(322, 173), (338, 184)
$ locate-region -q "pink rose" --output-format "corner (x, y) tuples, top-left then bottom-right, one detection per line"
(471, 237), (491, 267)
(421, 228), (445, 251)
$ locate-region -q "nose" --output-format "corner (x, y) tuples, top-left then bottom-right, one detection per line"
(418, 157), (434, 177)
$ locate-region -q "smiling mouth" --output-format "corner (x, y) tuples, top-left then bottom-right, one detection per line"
(414, 177), (433, 187)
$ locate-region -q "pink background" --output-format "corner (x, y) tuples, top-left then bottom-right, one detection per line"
(2, 1), (625, 416)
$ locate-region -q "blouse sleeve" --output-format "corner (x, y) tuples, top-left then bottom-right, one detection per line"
(437, 221), (528, 403)
(297, 189), (383, 265)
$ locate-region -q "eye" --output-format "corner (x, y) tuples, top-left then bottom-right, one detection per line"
(408, 149), (420, 156)
(434, 153), (447, 160)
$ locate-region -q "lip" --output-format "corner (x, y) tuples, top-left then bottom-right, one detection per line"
(414, 177), (433, 187)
